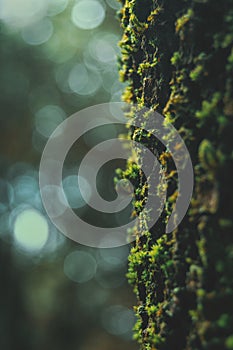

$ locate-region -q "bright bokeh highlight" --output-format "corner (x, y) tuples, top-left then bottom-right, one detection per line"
(13, 208), (49, 252)
(71, 0), (105, 30)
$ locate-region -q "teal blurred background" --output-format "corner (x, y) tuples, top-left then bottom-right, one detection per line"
(0, 1), (138, 349)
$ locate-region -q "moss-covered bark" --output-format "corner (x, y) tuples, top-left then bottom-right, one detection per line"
(118, 0), (233, 349)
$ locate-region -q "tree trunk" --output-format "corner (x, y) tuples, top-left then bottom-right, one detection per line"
(119, 1), (233, 349)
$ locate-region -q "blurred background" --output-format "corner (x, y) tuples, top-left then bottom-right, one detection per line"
(0, 1), (138, 349)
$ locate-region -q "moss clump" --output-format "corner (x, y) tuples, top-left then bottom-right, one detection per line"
(118, 0), (233, 349)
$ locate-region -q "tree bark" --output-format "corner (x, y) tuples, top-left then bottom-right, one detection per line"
(119, 1), (233, 349)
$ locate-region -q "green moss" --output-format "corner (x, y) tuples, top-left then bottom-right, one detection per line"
(195, 92), (222, 124)
(189, 64), (204, 81)
(226, 335), (233, 349)
(170, 51), (182, 66)
(175, 9), (194, 33)
(198, 139), (218, 170)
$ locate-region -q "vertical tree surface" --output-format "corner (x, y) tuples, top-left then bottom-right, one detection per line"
(118, 0), (233, 349)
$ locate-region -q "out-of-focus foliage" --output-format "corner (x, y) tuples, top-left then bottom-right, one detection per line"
(119, 0), (233, 349)
(0, 1), (138, 350)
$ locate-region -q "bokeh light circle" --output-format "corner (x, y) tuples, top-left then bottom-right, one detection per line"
(13, 208), (49, 252)
(68, 63), (102, 95)
(62, 175), (92, 209)
(47, 0), (68, 16)
(101, 305), (135, 338)
(71, 1), (105, 30)
(64, 250), (97, 283)
(106, 0), (121, 10)
(0, 0), (47, 28)
(21, 18), (53, 46)
(68, 64), (89, 94)
(35, 105), (66, 138)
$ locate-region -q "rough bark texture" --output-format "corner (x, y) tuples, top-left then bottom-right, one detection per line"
(118, 1), (233, 349)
